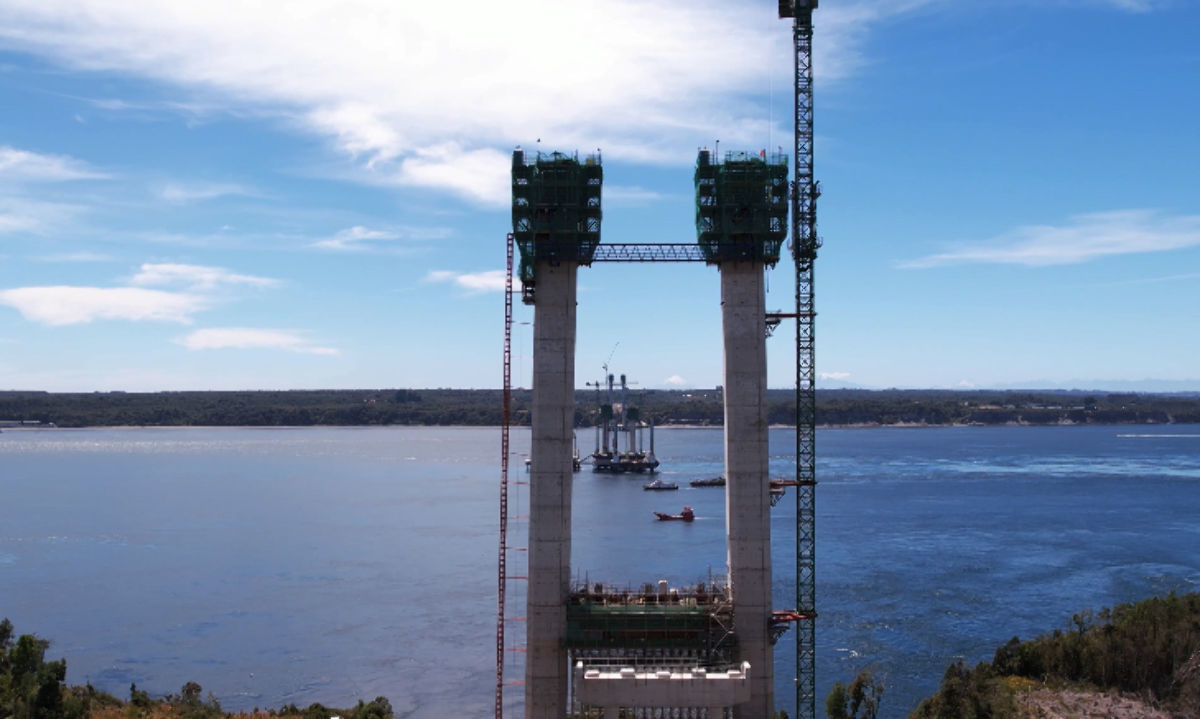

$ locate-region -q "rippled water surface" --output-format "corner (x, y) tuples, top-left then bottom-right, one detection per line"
(2, 425), (1198, 717)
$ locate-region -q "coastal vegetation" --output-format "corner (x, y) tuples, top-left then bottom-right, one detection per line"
(10, 593), (1200, 719)
(1, 617), (395, 719)
(885, 591), (1200, 718)
(3, 388), (1200, 428)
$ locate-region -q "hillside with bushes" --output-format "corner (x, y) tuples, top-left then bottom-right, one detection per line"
(905, 592), (1200, 719)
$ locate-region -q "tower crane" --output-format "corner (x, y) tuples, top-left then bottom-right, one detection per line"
(778, 2), (820, 719)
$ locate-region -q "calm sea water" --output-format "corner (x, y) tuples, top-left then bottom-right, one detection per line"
(1, 425), (1198, 717)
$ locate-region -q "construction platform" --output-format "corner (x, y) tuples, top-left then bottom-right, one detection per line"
(566, 580), (747, 718)
(511, 148), (602, 302)
(694, 149), (789, 265)
(566, 580), (737, 662)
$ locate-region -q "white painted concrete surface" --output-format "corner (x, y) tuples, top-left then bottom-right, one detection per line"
(574, 661), (751, 718)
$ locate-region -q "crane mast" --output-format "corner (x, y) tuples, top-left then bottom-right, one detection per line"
(780, 2), (820, 719)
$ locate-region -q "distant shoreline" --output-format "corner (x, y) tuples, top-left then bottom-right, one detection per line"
(5, 420), (1198, 431)
(3, 388), (1199, 429)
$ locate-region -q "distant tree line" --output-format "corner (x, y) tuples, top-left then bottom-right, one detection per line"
(2, 388), (1200, 428)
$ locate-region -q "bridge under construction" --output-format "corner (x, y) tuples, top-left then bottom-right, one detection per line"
(496, 2), (821, 717)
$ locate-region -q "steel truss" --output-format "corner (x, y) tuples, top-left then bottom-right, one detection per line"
(589, 242), (788, 263)
(590, 243), (708, 262)
(789, 5), (821, 719)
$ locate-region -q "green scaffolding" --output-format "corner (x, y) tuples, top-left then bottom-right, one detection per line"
(511, 149), (602, 300)
(565, 582), (737, 666)
(694, 149), (789, 265)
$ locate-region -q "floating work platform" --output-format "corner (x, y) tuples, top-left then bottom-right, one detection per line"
(587, 371), (659, 474)
(592, 451), (660, 473)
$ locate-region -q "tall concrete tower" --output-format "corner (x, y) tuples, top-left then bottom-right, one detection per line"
(512, 148), (601, 719)
(698, 148), (790, 718)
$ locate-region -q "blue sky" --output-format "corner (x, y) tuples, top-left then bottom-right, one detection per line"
(1, 0), (1197, 392)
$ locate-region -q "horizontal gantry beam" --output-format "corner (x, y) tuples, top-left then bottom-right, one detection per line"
(590, 243), (709, 262)
(590, 243), (782, 263)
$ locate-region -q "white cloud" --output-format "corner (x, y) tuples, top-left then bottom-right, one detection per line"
(178, 327), (338, 355)
(86, 96), (223, 119)
(819, 371), (851, 381)
(0, 145), (108, 182)
(158, 181), (256, 203)
(606, 185), (668, 206)
(0, 1), (917, 205)
(129, 262), (280, 290)
(0, 286), (204, 325)
(902, 210), (1200, 268)
(1099, 0), (1157, 11)
(33, 251), (114, 262)
(1103, 272), (1200, 287)
(0, 196), (86, 234)
(425, 269), (515, 294)
(312, 225), (397, 250)
(389, 144), (512, 208)
(0, 212), (37, 233)
(664, 374), (687, 386)
(2, 262), (288, 338)
(311, 224), (447, 251)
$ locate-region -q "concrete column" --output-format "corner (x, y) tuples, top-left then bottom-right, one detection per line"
(525, 261), (578, 719)
(720, 261), (773, 719)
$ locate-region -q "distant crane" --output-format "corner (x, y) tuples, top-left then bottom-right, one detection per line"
(778, 2), (821, 719)
(600, 342), (619, 380)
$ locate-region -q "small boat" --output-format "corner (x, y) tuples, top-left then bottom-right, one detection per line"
(643, 478), (678, 491)
(654, 505), (695, 522)
(689, 475), (726, 487)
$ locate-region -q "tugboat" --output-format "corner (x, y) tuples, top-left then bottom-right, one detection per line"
(643, 477), (678, 491)
(586, 371), (659, 473)
(653, 505), (695, 522)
